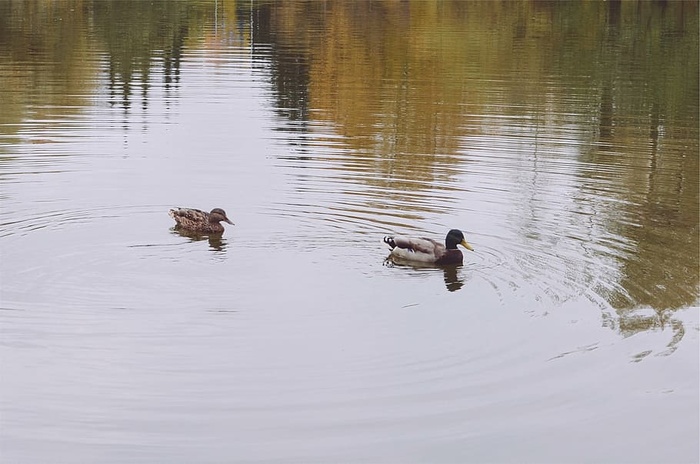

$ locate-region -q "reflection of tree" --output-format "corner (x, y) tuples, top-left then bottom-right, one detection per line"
(257, 1), (698, 330)
(251, 3), (310, 123)
(1, 1), (697, 337)
(0, 1), (222, 131)
(92, 1), (196, 111)
(604, 306), (687, 359)
(584, 1), (699, 313)
(0, 1), (97, 141)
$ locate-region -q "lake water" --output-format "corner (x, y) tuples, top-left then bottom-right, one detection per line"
(1, 1), (698, 463)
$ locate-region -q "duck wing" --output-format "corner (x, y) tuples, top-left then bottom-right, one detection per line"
(385, 235), (446, 262)
(169, 207), (208, 225)
(396, 236), (442, 253)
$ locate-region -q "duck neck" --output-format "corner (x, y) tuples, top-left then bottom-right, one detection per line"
(445, 239), (459, 250)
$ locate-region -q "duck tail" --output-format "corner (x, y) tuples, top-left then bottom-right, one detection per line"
(383, 236), (396, 249)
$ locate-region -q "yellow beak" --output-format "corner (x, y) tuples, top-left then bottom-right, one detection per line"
(460, 239), (474, 251)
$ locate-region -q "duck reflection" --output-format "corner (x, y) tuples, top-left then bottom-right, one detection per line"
(170, 228), (228, 253)
(441, 265), (464, 292)
(384, 258), (465, 293)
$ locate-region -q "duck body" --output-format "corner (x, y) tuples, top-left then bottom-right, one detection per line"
(384, 229), (473, 265)
(168, 207), (234, 234)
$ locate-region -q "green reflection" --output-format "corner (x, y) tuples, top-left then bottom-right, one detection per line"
(0, 1), (97, 143)
(259, 0), (698, 314)
(92, 1), (209, 110)
(0, 0), (697, 321)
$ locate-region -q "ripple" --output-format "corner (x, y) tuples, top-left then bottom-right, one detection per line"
(0, 204), (236, 316)
(0, 205), (154, 237)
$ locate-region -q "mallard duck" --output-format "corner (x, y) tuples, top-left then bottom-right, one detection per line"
(383, 229), (474, 265)
(168, 207), (234, 234)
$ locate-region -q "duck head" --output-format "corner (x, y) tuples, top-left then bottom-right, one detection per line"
(445, 229), (474, 251)
(209, 208), (234, 225)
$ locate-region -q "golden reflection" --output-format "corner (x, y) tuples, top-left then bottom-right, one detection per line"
(0, 0), (98, 141)
(1, 0), (697, 324)
(262, 0), (698, 314)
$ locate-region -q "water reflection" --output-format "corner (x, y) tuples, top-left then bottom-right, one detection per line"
(0, 0), (696, 318)
(258, 0), (698, 316)
(606, 306), (688, 359)
(442, 265), (464, 293)
(92, 1), (207, 110)
(384, 258), (465, 293)
(1, 2), (698, 463)
(170, 228), (229, 253)
(251, 3), (311, 122)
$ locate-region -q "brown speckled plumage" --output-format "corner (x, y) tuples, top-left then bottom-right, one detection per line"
(168, 207), (234, 234)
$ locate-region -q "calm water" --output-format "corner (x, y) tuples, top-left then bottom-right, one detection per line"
(1, 1), (698, 462)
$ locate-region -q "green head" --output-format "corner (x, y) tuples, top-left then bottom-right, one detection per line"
(446, 229), (474, 251)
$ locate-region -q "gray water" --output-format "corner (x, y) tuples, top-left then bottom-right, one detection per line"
(1, 2), (698, 463)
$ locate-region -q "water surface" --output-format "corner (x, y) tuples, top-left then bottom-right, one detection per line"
(1, 1), (698, 463)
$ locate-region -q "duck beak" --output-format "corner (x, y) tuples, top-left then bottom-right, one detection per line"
(225, 218), (234, 225)
(460, 239), (474, 251)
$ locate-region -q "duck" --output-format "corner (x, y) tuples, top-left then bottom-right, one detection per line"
(168, 207), (234, 234)
(383, 229), (474, 265)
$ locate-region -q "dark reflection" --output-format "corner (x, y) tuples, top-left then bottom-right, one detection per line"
(607, 0), (622, 33)
(91, 1), (198, 111)
(251, 3), (311, 123)
(171, 228), (228, 253)
(384, 258), (465, 293)
(442, 265), (464, 293)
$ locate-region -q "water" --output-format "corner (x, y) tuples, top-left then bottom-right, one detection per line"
(1, 1), (698, 462)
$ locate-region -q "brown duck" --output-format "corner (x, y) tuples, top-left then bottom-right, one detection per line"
(168, 207), (234, 234)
